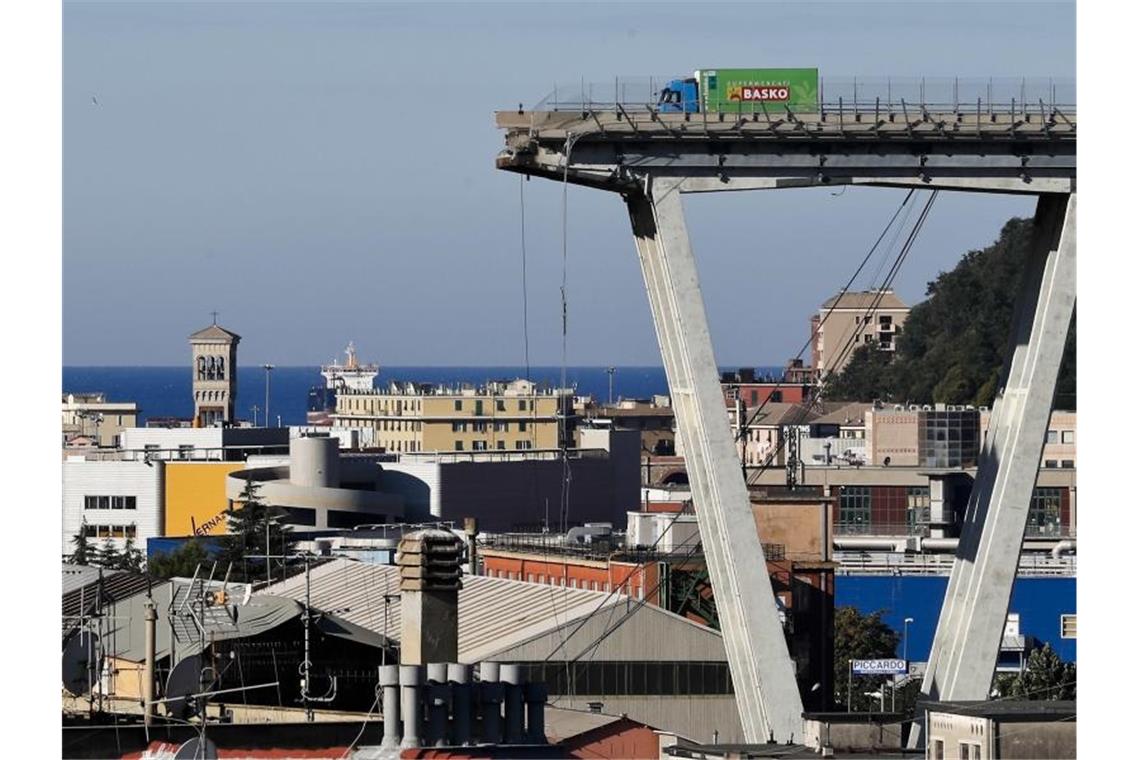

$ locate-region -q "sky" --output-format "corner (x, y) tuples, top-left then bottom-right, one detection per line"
(63, 1), (1075, 367)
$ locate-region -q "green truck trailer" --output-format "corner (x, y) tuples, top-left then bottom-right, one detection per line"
(658, 68), (820, 113)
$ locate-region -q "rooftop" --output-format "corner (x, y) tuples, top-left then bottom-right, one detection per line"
(820, 289), (909, 311)
(188, 323), (241, 342)
(262, 557), (718, 662)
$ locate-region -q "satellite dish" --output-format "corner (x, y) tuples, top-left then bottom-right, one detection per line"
(62, 631), (99, 696)
(165, 655), (215, 719)
(173, 736), (218, 760)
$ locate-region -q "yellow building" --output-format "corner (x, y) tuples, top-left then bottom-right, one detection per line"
(332, 379), (569, 453)
(164, 461), (245, 536)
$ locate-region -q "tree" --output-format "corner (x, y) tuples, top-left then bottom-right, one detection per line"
(69, 523), (91, 565)
(117, 537), (144, 573)
(833, 606), (900, 712)
(827, 217), (1077, 408)
(993, 644), (1076, 701)
(148, 539), (210, 581)
(95, 538), (121, 569)
(217, 481), (297, 585)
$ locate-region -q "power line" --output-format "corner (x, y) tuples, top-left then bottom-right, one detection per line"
(732, 189), (919, 456)
(743, 190), (939, 487)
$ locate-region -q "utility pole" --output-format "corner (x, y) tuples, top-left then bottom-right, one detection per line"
(262, 364), (274, 428)
(605, 366), (616, 405)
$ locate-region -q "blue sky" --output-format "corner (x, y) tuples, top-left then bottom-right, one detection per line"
(63, 1), (1075, 366)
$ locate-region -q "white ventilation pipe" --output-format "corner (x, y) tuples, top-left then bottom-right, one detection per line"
(379, 664), (401, 749)
(1051, 540), (1075, 559)
(448, 663), (473, 746)
(524, 681), (548, 744)
(501, 663), (525, 744)
(479, 662), (503, 743)
(426, 663), (450, 747)
(399, 665), (423, 748)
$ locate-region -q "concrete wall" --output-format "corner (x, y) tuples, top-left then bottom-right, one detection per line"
(996, 720), (1076, 759)
(62, 459), (164, 555)
(554, 695), (743, 745)
(750, 497), (833, 561)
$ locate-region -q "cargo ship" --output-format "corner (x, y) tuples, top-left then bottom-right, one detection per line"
(306, 342), (379, 425)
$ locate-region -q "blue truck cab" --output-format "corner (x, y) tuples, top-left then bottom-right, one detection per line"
(658, 77), (700, 113)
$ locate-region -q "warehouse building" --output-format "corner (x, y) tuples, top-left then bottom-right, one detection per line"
(264, 557), (745, 742)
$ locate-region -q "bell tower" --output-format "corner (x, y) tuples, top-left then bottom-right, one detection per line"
(189, 316), (240, 427)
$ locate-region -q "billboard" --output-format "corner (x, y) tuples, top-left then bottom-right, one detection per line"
(698, 68), (819, 113)
(851, 658), (908, 676)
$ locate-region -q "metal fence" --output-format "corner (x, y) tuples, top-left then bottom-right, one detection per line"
(531, 75), (1075, 115)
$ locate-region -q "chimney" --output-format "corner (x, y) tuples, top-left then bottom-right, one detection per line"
(398, 529), (463, 665)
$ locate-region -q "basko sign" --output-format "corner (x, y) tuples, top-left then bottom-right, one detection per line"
(851, 659), (908, 675)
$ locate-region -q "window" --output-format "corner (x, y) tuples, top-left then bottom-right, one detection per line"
(838, 486), (871, 534)
(518, 400), (526, 411)
(519, 421), (528, 432)
(178, 444), (193, 460)
(1027, 487), (1063, 537)
(1046, 429), (1058, 444)
(1062, 459), (1074, 468)
(1045, 460), (1059, 468)
(931, 740), (944, 760)
(496, 441), (505, 450)
(472, 440), (487, 451)
(1061, 613), (1076, 639)
(1061, 430), (1074, 444)
(454, 441), (464, 451)
(496, 399), (505, 411)
(474, 400), (484, 416)
(454, 400), (462, 411)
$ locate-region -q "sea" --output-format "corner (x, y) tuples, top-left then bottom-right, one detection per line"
(63, 366), (784, 426)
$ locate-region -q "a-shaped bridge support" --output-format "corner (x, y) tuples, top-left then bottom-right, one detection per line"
(627, 176), (804, 743)
(911, 193), (1076, 745)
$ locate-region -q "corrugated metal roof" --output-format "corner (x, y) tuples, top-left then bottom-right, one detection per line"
(262, 558), (629, 662)
(62, 565), (153, 638)
(62, 564), (101, 595)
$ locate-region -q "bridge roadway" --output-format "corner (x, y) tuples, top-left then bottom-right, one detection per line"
(497, 107), (1075, 194)
(495, 106), (1076, 747)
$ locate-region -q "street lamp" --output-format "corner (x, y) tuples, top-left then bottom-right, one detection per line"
(262, 364), (275, 428)
(903, 616), (915, 663)
(605, 366), (616, 405)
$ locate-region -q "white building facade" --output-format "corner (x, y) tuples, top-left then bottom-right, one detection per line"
(62, 458), (164, 557)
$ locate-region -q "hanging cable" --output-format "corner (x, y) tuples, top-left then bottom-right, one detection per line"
(520, 175), (531, 383)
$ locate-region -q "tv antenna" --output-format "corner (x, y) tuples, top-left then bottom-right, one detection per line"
(247, 551), (338, 721)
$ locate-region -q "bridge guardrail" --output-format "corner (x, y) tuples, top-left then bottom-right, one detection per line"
(528, 75), (1075, 117)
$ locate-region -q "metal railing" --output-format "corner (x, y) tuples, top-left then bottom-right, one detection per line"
(529, 75), (1075, 116)
(835, 550), (1076, 577)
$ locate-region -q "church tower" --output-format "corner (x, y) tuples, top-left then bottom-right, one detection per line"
(189, 319), (240, 427)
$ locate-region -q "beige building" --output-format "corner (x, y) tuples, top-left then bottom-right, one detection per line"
(982, 409), (1076, 470)
(62, 393), (138, 447)
(189, 322), (240, 427)
(810, 289), (910, 378)
(332, 378), (569, 453)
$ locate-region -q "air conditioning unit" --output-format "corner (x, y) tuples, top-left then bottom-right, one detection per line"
(908, 405), (920, 411)
(922, 405), (933, 411)
(894, 405), (904, 411)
